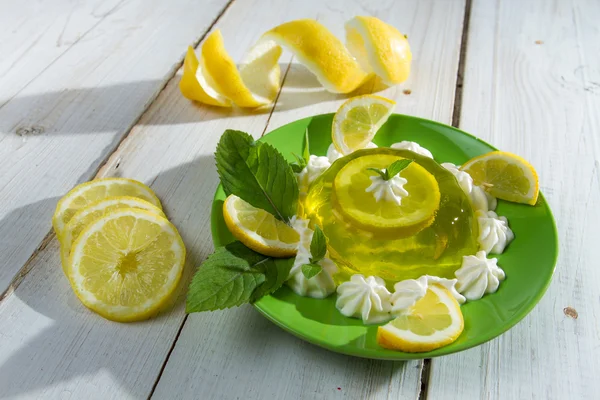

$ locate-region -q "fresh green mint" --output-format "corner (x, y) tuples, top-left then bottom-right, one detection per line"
(186, 241), (294, 312)
(309, 225), (327, 261)
(290, 128), (311, 173)
(301, 225), (327, 279)
(290, 153), (307, 173)
(216, 130), (298, 222)
(301, 263), (322, 279)
(367, 159), (413, 181)
(303, 128), (310, 163)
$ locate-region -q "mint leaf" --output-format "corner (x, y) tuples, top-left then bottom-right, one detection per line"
(387, 159), (413, 178)
(309, 225), (327, 262)
(366, 160), (413, 181)
(367, 167), (388, 180)
(290, 153), (307, 173)
(301, 263), (322, 279)
(303, 128), (310, 163)
(216, 130), (298, 222)
(186, 241), (292, 312)
(250, 257), (294, 302)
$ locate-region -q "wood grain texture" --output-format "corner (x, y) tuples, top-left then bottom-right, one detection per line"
(427, 0), (600, 398)
(0, 0), (229, 294)
(153, 1), (466, 399)
(0, 0), (122, 103)
(0, 0), (468, 398)
(0, 1), (291, 398)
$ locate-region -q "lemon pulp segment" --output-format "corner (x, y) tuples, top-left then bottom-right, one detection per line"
(61, 196), (166, 274)
(53, 178), (161, 236)
(377, 285), (464, 352)
(334, 154), (440, 230)
(461, 151), (539, 205)
(223, 195), (299, 257)
(332, 95), (396, 155)
(69, 208), (185, 322)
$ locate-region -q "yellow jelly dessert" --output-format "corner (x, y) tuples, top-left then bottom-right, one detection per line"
(303, 148), (479, 284)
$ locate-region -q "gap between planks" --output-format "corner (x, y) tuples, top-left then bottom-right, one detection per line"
(0, 0), (236, 306)
(0, 0), (471, 395)
(421, 0), (472, 398)
(146, 30), (299, 400)
(147, 0), (475, 395)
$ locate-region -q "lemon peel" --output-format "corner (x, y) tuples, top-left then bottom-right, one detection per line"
(180, 17), (411, 107)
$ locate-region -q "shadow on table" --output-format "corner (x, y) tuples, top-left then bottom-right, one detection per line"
(0, 152), (403, 399)
(0, 155), (216, 398)
(0, 64), (389, 137)
(0, 66), (390, 396)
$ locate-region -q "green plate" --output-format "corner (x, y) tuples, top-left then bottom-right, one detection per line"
(211, 113), (558, 360)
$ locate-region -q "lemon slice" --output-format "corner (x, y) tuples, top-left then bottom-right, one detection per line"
(223, 195), (299, 257)
(461, 151), (539, 205)
(333, 154), (440, 231)
(377, 285), (464, 352)
(69, 208), (185, 322)
(60, 196), (166, 274)
(345, 16), (412, 85)
(332, 95), (395, 155)
(53, 178), (161, 237)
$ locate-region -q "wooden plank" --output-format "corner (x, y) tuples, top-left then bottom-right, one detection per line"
(427, 0), (600, 398)
(0, 0), (122, 103)
(152, 1), (466, 399)
(0, 0), (230, 293)
(0, 1), (293, 398)
(0, 0), (465, 398)
(153, 306), (422, 400)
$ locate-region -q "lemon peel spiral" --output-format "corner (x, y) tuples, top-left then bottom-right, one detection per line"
(180, 17), (411, 108)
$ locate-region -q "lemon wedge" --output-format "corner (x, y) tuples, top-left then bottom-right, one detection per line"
(461, 151), (539, 205)
(333, 154), (440, 232)
(60, 196), (166, 274)
(345, 16), (412, 85)
(53, 178), (161, 237)
(332, 95), (395, 155)
(223, 195), (299, 257)
(69, 208), (185, 322)
(377, 285), (464, 352)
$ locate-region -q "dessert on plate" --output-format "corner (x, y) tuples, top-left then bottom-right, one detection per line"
(186, 94), (540, 353)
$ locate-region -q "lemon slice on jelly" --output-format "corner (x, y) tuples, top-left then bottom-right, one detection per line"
(333, 154), (440, 232)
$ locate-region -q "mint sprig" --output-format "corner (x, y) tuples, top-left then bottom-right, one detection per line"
(290, 128), (311, 173)
(303, 128), (310, 164)
(216, 130), (298, 222)
(301, 264), (323, 279)
(290, 153), (307, 173)
(186, 241), (293, 312)
(301, 225), (327, 279)
(367, 159), (413, 180)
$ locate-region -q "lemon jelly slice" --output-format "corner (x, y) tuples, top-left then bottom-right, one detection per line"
(303, 148), (479, 284)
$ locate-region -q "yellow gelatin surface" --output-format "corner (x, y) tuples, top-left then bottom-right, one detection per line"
(303, 148), (479, 285)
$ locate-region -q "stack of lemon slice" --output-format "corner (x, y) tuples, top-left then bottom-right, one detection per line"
(53, 178), (185, 322)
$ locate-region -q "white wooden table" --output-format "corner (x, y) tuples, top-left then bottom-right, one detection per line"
(0, 0), (598, 398)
